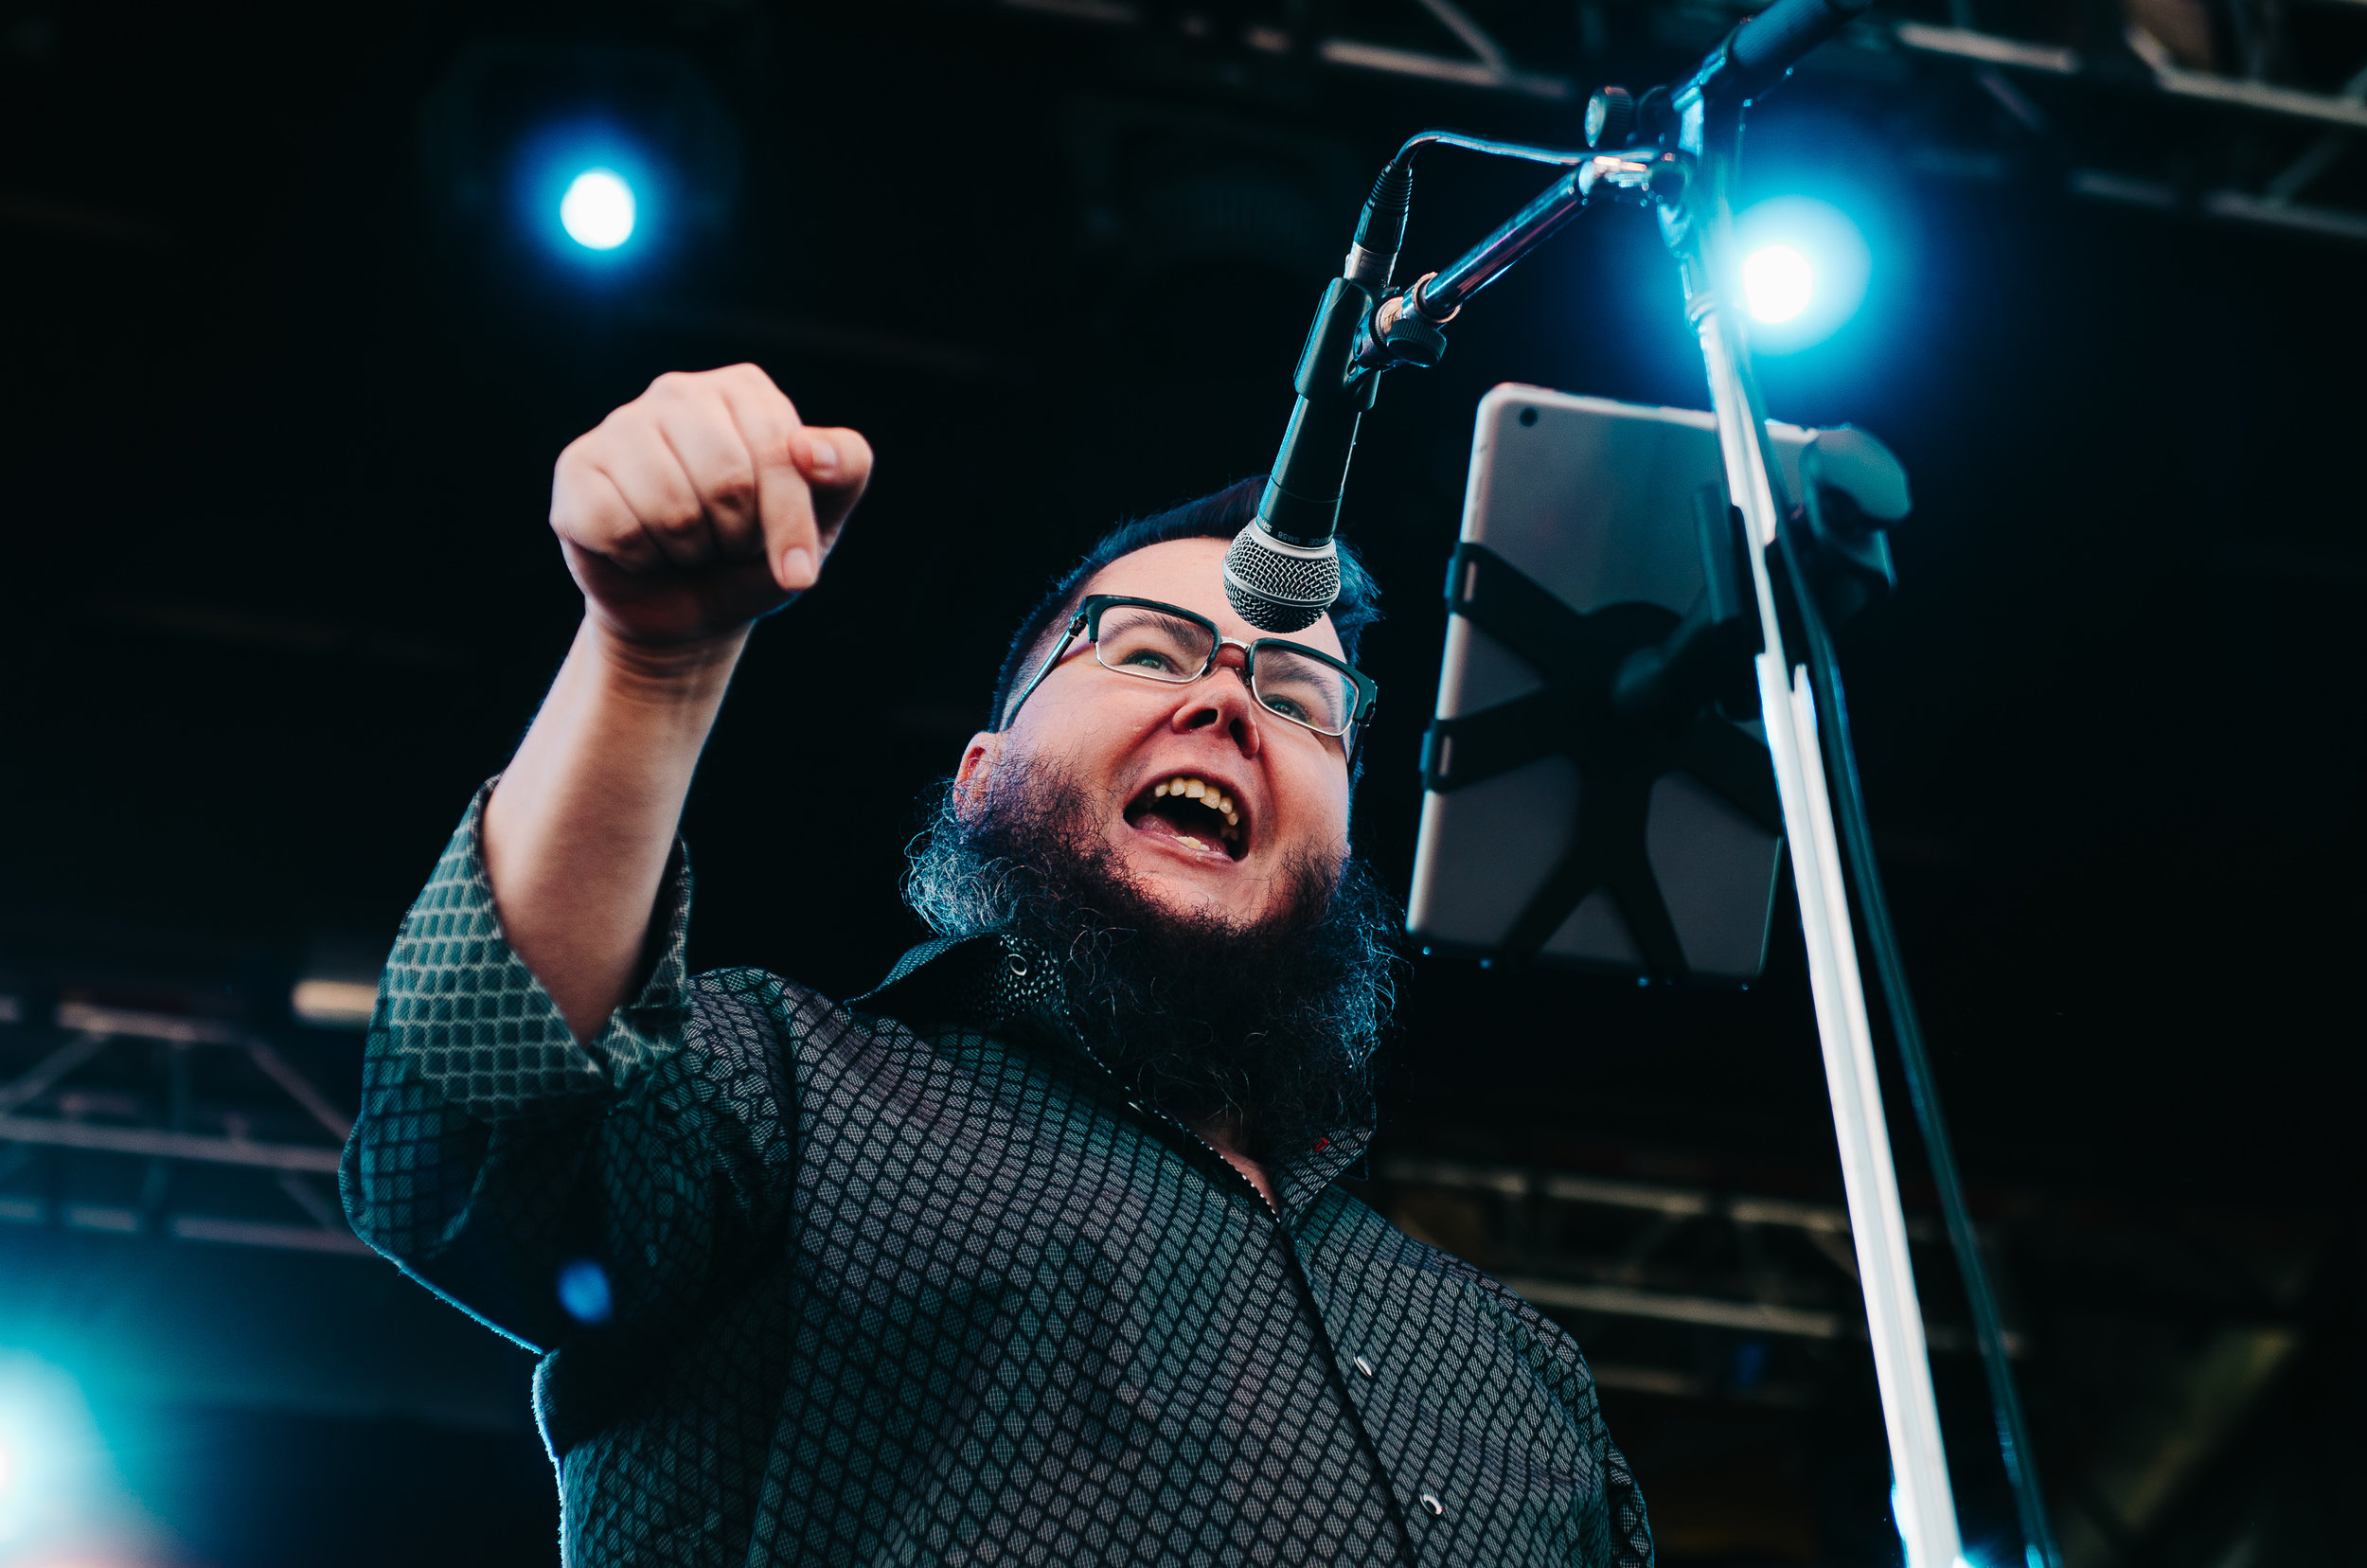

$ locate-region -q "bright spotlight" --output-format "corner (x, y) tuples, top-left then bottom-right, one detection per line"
(1743, 244), (1814, 324)
(0, 1357), (103, 1546)
(1732, 196), (1872, 351)
(560, 169), (636, 251)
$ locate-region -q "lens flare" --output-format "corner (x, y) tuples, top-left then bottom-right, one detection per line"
(560, 169), (636, 251)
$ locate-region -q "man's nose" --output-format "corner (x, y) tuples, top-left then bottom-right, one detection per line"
(1168, 646), (1262, 756)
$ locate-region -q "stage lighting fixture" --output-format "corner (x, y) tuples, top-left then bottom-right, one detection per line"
(1742, 244), (1813, 324)
(417, 43), (742, 287)
(1732, 196), (1871, 352)
(515, 133), (663, 273)
(561, 168), (636, 251)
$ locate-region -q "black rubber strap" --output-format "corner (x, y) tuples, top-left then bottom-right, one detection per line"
(1443, 542), (1602, 688)
(1421, 688), (1568, 793)
(1497, 740), (1689, 975)
(1679, 711), (1784, 833)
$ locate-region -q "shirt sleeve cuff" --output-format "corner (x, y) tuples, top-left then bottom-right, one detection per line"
(375, 778), (694, 1120)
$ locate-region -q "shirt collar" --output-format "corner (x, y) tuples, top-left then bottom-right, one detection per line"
(851, 933), (1068, 1041)
(852, 934), (1373, 1216)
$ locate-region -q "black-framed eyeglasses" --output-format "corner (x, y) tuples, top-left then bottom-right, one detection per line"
(999, 595), (1380, 751)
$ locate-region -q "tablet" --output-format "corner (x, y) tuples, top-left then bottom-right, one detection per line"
(1404, 385), (1814, 982)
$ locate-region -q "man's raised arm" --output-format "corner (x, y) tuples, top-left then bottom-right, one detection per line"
(484, 365), (872, 1040)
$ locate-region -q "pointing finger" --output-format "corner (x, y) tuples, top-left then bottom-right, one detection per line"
(793, 426), (874, 550)
(712, 369), (823, 592)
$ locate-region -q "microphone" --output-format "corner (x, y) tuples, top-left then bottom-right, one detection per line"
(1224, 163), (1414, 633)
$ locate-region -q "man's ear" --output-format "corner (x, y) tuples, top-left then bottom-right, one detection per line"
(952, 731), (1002, 819)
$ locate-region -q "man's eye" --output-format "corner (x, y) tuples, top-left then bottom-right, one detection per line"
(1261, 692), (1310, 722)
(1120, 649), (1176, 671)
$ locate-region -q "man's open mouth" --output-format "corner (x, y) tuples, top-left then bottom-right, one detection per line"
(1124, 774), (1250, 862)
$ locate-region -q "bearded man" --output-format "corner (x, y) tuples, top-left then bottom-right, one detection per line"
(344, 365), (1654, 1566)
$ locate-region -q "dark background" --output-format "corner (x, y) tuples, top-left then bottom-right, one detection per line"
(0, 1), (2359, 1565)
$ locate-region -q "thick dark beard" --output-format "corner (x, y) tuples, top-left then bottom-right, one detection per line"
(902, 759), (1400, 1160)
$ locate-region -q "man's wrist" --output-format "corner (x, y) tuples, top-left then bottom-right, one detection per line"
(582, 615), (751, 698)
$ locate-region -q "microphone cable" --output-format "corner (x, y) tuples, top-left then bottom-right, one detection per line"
(1384, 130), (1595, 172)
(1346, 131), (1595, 287)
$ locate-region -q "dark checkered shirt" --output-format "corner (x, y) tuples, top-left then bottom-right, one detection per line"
(342, 787), (1655, 1566)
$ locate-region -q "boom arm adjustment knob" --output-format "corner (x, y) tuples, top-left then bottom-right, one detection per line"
(1585, 85), (1637, 148)
(1379, 295), (1448, 367)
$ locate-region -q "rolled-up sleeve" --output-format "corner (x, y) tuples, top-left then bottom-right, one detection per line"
(341, 782), (791, 1352)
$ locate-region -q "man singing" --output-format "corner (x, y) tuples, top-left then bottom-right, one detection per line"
(344, 364), (1654, 1566)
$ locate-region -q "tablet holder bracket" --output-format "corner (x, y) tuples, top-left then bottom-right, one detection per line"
(1418, 508), (1777, 978)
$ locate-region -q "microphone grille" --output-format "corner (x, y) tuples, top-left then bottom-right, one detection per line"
(1223, 523), (1341, 634)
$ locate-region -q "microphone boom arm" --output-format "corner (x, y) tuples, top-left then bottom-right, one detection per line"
(1410, 152), (1674, 324)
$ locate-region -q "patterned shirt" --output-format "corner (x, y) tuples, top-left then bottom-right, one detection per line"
(342, 787), (1655, 1567)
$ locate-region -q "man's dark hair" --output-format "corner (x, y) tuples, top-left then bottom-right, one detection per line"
(985, 476), (1382, 733)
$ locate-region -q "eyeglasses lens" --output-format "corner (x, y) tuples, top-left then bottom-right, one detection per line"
(1093, 606), (1216, 684)
(1250, 648), (1357, 736)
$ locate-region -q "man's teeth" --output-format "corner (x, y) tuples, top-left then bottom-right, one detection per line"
(1148, 775), (1241, 839)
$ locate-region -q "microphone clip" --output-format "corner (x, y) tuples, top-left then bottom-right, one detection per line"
(1353, 276), (1452, 373)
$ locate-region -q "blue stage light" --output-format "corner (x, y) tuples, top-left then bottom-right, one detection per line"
(1733, 197), (1870, 351)
(0, 1387), (42, 1540)
(426, 47), (741, 288)
(558, 1257), (615, 1324)
(1742, 244), (1814, 324)
(512, 126), (664, 274)
(0, 1356), (99, 1546)
(561, 168), (636, 251)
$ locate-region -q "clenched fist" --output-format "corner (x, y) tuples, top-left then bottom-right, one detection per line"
(550, 365), (873, 648)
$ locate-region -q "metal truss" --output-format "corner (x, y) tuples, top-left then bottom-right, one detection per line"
(0, 1000), (366, 1256)
(997, 0), (1582, 97)
(1370, 1154), (2023, 1409)
(1369, 1151), (2339, 1566)
(979, 0), (2367, 244)
(1892, 10), (2367, 246)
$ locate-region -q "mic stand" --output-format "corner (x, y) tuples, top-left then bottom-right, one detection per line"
(1665, 105), (1969, 1568)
